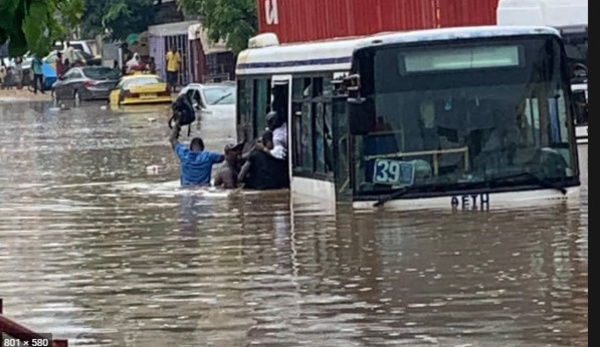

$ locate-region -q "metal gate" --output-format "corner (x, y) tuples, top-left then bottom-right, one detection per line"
(164, 34), (191, 87)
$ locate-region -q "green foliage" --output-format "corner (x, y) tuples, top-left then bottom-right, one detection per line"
(81, 0), (157, 41)
(0, 0), (85, 57)
(177, 0), (258, 54)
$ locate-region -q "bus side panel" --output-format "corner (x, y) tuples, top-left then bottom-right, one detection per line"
(291, 176), (336, 204)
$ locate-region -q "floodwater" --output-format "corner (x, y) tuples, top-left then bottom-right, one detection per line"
(0, 101), (588, 347)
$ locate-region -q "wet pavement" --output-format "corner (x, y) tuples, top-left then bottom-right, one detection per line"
(0, 101), (588, 346)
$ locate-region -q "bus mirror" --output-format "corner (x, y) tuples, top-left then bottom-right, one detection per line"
(348, 97), (373, 135)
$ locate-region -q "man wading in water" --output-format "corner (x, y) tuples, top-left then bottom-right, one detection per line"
(169, 120), (225, 187)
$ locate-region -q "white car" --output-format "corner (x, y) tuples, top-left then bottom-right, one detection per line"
(179, 83), (236, 120)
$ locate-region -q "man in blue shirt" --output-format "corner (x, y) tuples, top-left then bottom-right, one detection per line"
(170, 121), (224, 186)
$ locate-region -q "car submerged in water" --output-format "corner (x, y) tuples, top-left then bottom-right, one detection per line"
(109, 73), (172, 107)
(178, 83), (236, 120)
(52, 66), (121, 105)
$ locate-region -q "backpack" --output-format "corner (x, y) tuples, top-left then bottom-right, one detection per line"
(168, 93), (196, 136)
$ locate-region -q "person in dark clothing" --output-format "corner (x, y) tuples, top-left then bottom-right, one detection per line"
(238, 131), (289, 190)
(214, 143), (244, 189)
(148, 57), (156, 74)
(31, 55), (44, 94)
(56, 52), (66, 79)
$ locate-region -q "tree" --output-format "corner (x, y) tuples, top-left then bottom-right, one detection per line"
(0, 0), (84, 57)
(177, 0), (258, 54)
(81, 0), (158, 41)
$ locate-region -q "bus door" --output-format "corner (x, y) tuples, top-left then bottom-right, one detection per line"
(271, 75), (292, 176)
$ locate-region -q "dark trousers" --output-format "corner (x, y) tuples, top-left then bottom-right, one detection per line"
(167, 71), (178, 92)
(33, 74), (44, 94)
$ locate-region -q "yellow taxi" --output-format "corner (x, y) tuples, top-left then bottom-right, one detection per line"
(109, 73), (173, 106)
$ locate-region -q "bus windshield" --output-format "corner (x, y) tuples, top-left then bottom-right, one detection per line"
(352, 36), (578, 198)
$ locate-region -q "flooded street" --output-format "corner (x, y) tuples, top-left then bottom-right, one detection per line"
(0, 101), (588, 346)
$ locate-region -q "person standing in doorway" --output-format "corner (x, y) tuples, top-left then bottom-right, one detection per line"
(31, 54), (44, 94)
(166, 46), (181, 93)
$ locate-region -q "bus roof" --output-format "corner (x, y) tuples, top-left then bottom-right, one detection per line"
(236, 36), (363, 76)
(355, 25), (560, 49)
(237, 26), (560, 76)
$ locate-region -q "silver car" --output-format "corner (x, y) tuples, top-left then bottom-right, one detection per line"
(52, 66), (121, 105)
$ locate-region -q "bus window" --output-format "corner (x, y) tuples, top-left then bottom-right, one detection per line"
(292, 105), (303, 168)
(325, 104), (334, 173)
(572, 90), (588, 125)
(315, 102), (326, 173)
(332, 96), (350, 198)
(237, 79), (253, 143)
(291, 75), (335, 177)
(301, 102), (314, 171)
(293, 78), (304, 99)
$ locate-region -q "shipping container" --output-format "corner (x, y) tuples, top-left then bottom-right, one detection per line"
(258, 0), (499, 43)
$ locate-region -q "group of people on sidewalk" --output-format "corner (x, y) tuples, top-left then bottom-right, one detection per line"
(0, 57), (24, 90)
(169, 109), (289, 191)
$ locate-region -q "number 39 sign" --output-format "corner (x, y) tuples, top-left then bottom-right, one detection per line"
(373, 159), (416, 187)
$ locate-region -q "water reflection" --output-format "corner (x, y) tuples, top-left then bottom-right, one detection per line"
(0, 102), (588, 346)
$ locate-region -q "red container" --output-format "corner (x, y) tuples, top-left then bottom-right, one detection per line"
(258, 0), (499, 43)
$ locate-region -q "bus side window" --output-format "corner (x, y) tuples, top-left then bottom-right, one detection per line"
(237, 79), (253, 143)
(291, 75), (334, 176)
(573, 90), (588, 125)
(292, 103), (303, 168)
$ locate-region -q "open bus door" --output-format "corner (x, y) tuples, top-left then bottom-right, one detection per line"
(271, 75), (293, 181)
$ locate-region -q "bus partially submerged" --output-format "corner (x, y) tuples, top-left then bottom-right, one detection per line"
(236, 26), (581, 210)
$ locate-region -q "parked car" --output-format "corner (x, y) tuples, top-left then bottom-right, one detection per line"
(52, 66), (121, 105)
(179, 83), (236, 120)
(109, 73), (172, 106)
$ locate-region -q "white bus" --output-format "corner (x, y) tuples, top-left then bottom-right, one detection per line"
(236, 26), (582, 211)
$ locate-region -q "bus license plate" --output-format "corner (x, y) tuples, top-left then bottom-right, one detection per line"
(373, 159), (415, 186)
(140, 93), (156, 99)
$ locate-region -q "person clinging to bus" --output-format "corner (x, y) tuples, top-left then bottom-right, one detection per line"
(238, 131), (288, 190)
(214, 143), (244, 189)
(254, 111), (287, 160)
(269, 111), (288, 150)
(169, 119), (225, 187)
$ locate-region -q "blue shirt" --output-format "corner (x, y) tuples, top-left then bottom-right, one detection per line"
(176, 143), (224, 186)
(32, 57), (43, 75)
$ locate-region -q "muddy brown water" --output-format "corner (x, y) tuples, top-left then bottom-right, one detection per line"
(0, 102), (588, 346)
